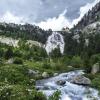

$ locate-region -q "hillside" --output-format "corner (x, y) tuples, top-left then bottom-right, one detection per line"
(63, 1), (100, 56)
(0, 23), (51, 44)
(0, 1), (100, 100)
(73, 1), (100, 30)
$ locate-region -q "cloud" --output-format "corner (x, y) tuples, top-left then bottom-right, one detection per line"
(71, 0), (100, 26)
(36, 0), (100, 30)
(0, 11), (28, 24)
(0, 0), (99, 31)
(36, 10), (71, 31)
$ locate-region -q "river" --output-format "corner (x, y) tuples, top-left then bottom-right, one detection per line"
(36, 70), (100, 100)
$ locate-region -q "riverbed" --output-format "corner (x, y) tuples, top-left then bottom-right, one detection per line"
(36, 70), (100, 100)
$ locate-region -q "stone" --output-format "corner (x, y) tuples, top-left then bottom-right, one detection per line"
(70, 75), (91, 86)
(67, 65), (73, 68)
(28, 69), (39, 76)
(54, 73), (58, 76)
(91, 63), (100, 74)
(42, 72), (49, 78)
(6, 58), (14, 64)
(56, 80), (66, 86)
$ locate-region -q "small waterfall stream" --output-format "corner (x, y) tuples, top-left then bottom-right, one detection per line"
(36, 70), (100, 100)
(45, 31), (65, 54)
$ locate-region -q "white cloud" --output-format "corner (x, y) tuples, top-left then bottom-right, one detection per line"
(0, 0), (99, 31)
(35, 10), (71, 31)
(72, 0), (100, 26)
(36, 0), (100, 31)
(0, 11), (28, 24)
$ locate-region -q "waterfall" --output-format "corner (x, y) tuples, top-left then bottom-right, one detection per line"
(45, 31), (65, 54)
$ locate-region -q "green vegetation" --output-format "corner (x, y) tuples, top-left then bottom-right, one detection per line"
(0, 42), (79, 100)
(0, 36), (100, 99)
(0, 4), (100, 98)
(49, 91), (61, 100)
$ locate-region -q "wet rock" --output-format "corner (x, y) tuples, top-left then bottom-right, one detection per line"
(36, 86), (44, 90)
(42, 72), (49, 78)
(91, 63), (100, 74)
(67, 65), (73, 68)
(70, 75), (91, 86)
(56, 80), (66, 86)
(28, 69), (39, 77)
(6, 58), (14, 64)
(53, 73), (58, 76)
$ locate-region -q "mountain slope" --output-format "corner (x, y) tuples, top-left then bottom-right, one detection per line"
(0, 23), (51, 44)
(73, 1), (100, 30)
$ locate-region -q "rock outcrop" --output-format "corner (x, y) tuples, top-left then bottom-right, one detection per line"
(42, 72), (49, 78)
(69, 75), (91, 86)
(91, 63), (100, 74)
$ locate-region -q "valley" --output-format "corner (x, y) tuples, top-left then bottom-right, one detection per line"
(0, 1), (100, 100)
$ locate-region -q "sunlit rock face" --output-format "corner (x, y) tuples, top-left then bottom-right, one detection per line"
(45, 31), (65, 54)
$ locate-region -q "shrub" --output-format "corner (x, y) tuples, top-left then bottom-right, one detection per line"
(13, 57), (23, 64)
(30, 91), (47, 100)
(49, 91), (61, 100)
(0, 86), (12, 100)
(91, 77), (100, 90)
(5, 48), (13, 59)
(71, 56), (83, 68)
(42, 62), (51, 69)
(90, 54), (100, 65)
(0, 84), (47, 100)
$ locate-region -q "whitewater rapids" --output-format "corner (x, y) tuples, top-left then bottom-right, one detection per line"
(36, 70), (100, 100)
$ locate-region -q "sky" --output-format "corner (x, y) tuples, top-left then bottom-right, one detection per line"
(0, 0), (100, 31)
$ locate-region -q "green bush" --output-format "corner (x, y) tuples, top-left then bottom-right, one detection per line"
(0, 65), (29, 84)
(0, 84), (47, 100)
(0, 86), (12, 100)
(90, 54), (100, 65)
(49, 91), (61, 100)
(13, 57), (23, 64)
(42, 62), (51, 69)
(92, 77), (100, 91)
(71, 56), (83, 68)
(4, 48), (13, 59)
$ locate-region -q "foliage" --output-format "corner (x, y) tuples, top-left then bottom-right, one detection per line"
(49, 91), (61, 100)
(4, 47), (13, 59)
(13, 57), (23, 64)
(71, 56), (83, 68)
(90, 54), (100, 65)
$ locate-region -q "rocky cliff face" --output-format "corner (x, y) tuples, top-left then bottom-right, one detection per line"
(63, 1), (100, 56)
(73, 1), (100, 30)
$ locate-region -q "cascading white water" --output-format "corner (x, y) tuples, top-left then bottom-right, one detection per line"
(36, 70), (100, 100)
(45, 31), (65, 54)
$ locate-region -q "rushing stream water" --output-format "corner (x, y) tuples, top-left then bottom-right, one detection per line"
(36, 70), (100, 100)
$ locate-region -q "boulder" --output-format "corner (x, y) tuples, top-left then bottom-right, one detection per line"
(56, 80), (66, 86)
(67, 65), (73, 68)
(53, 73), (58, 76)
(42, 72), (49, 78)
(70, 75), (91, 86)
(28, 69), (39, 77)
(6, 58), (14, 64)
(91, 63), (100, 74)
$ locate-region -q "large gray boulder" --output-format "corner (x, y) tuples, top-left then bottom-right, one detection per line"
(70, 75), (91, 86)
(91, 63), (100, 74)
